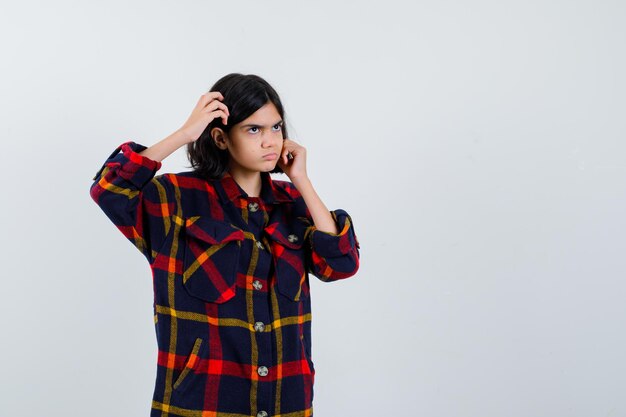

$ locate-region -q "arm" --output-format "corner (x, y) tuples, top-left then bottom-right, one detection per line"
(89, 130), (188, 264)
(292, 177), (338, 235)
(89, 91), (230, 264)
(291, 177), (361, 282)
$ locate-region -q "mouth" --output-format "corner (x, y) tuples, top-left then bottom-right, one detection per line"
(262, 153), (277, 160)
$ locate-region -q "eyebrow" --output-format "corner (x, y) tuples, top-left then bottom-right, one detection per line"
(240, 119), (284, 129)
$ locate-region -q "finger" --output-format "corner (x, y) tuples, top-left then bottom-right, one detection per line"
(204, 91), (224, 100)
(206, 109), (228, 125)
(205, 99), (229, 116)
(208, 98), (229, 116)
(217, 100), (230, 115)
(198, 91), (225, 108)
(219, 110), (228, 125)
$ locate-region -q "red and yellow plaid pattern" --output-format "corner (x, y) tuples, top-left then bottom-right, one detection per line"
(89, 141), (361, 417)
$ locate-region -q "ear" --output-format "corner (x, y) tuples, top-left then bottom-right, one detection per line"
(211, 127), (229, 151)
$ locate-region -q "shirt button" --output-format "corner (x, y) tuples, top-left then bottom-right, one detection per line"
(249, 202), (259, 212)
(252, 280), (263, 290)
(254, 321), (265, 332)
(257, 366), (269, 376)
(257, 411), (268, 417)
(256, 240), (264, 250)
(287, 234), (299, 243)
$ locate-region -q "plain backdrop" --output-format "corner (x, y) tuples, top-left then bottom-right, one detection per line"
(1, 0), (625, 416)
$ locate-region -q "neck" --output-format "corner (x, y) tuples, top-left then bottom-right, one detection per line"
(228, 168), (263, 198)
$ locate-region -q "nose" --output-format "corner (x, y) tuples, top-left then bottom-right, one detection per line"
(261, 131), (282, 148)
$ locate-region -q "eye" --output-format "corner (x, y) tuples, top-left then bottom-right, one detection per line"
(247, 125), (282, 134)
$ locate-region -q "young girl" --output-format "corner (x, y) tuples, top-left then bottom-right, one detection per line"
(89, 73), (360, 417)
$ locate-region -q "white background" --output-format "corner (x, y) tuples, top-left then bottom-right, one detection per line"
(1, 0), (625, 416)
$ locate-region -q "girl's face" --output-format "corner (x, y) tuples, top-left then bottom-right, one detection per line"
(224, 102), (284, 175)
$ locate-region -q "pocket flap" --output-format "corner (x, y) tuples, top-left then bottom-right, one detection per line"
(182, 216), (244, 304)
(264, 218), (309, 249)
(264, 218), (311, 302)
(185, 216), (245, 244)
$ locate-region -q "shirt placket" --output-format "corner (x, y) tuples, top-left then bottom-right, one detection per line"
(242, 196), (275, 417)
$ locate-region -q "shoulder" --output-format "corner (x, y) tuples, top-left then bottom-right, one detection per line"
(271, 177), (303, 200)
(153, 170), (216, 190)
(148, 170), (219, 204)
(150, 171), (227, 217)
(270, 177), (312, 218)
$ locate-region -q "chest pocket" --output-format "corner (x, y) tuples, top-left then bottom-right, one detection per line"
(265, 218), (311, 302)
(182, 216), (245, 304)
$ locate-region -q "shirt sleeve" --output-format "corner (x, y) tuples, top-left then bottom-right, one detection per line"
(303, 208), (361, 283)
(89, 140), (176, 265)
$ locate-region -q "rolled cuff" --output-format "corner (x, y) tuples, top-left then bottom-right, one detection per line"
(92, 140), (162, 188)
(309, 209), (360, 258)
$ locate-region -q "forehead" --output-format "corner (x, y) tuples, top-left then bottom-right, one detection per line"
(241, 102), (281, 123)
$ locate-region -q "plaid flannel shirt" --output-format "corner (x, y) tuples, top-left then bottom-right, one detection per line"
(89, 141), (360, 417)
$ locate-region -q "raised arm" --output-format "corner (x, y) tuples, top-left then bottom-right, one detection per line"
(89, 90), (231, 264)
(88, 131), (186, 264)
(275, 137), (361, 283)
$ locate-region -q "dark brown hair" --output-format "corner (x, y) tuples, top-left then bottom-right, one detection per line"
(186, 73), (288, 179)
